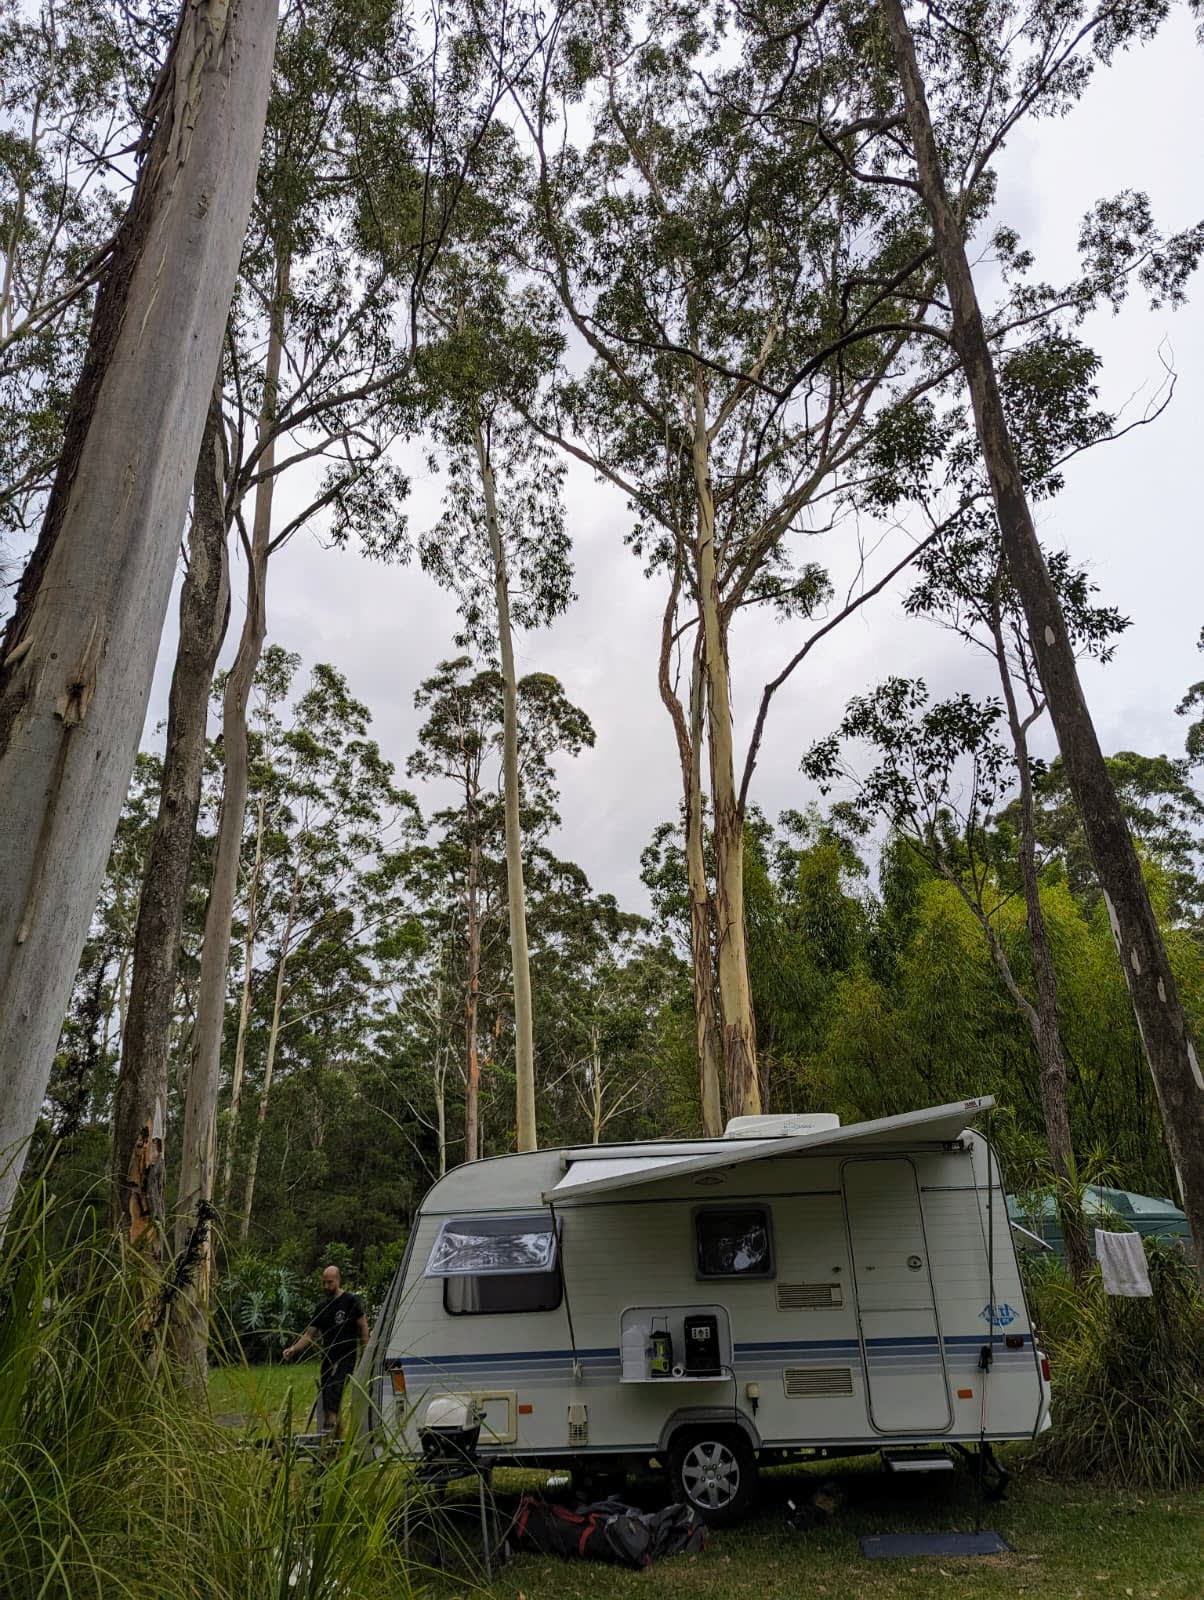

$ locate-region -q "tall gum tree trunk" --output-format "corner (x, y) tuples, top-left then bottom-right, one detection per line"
(657, 575), (724, 1135)
(687, 642), (724, 1133)
(111, 376), (232, 1248)
(881, 0), (1204, 1273)
(238, 855), (300, 1239)
(0, 0), (277, 1231)
(590, 1022), (603, 1143)
(992, 611), (1091, 1284)
(464, 829), (482, 1163)
(471, 410), (537, 1152)
(173, 247), (288, 1378)
(219, 790), (266, 1206)
(691, 367), (759, 1117)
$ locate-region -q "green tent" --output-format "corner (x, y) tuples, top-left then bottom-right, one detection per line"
(1007, 1185), (1191, 1260)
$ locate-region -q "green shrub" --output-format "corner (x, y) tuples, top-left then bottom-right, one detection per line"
(215, 1249), (308, 1364)
(0, 1183), (422, 1600)
(1031, 1239), (1204, 1489)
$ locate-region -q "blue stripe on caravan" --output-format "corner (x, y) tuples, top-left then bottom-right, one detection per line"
(402, 1332), (1032, 1371)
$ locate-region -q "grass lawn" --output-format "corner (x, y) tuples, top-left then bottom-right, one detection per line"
(208, 1358), (322, 1430)
(208, 1373), (1201, 1598)
(433, 1456), (1203, 1600)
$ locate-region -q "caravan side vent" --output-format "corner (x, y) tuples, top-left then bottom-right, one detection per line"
(567, 1403), (588, 1446)
(783, 1367), (854, 1398)
(777, 1281), (843, 1310)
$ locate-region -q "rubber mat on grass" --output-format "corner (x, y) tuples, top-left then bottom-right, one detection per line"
(860, 1531), (1011, 1559)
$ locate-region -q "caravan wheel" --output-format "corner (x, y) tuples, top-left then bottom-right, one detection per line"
(667, 1427), (757, 1525)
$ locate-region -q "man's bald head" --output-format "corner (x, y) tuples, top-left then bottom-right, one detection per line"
(321, 1265), (342, 1296)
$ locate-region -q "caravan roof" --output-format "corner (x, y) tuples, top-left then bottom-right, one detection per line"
(542, 1096), (994, 1203)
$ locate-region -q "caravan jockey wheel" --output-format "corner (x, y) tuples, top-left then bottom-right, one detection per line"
(668, 1427), (757, 1525)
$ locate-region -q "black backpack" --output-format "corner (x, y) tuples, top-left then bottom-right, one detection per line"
(512, 1496), (706, 1569)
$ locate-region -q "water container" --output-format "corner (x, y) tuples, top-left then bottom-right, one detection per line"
(621, 1323), (648, 1381)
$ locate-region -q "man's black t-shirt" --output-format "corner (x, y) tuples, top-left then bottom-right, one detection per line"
(308, 1291), (364, 1371)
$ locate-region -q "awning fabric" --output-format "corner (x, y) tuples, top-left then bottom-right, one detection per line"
(543, 1096), (993, 1204)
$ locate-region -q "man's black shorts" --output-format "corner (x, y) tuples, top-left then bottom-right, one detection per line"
(320, 1360), (356, 1416)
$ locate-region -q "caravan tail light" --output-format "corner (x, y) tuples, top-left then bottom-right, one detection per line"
(391, 1370), (407, 1395)
(1040, 1356), (1051, 1383)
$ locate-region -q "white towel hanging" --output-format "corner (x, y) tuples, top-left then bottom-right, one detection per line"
(1095, 1229), (1152, 1297)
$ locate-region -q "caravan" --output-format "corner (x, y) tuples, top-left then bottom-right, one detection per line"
(364, 1096), (1050, 1520)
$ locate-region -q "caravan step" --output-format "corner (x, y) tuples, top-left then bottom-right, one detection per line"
(882, 1448), (956, 1474)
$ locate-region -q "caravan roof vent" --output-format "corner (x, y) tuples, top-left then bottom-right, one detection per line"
(723, 1113), (841, 1139)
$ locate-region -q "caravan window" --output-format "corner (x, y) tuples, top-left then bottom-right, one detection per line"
(444, 1268), (562, 1316)
(426, 1214), (559, 1276)
(426, 1214), (563, 1317)
(695, 1206), (774, 1279)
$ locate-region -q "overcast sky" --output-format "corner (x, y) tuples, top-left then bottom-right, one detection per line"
(143, 14), (1204, 917)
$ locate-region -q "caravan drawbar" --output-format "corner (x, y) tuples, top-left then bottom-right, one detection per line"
(365, 1096), (1050, 1520)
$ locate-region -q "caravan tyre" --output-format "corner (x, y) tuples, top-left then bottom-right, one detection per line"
(667, 1427), (757, 1525)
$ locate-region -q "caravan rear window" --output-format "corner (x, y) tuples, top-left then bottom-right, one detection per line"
(695, 1206), (774, 1278)
(426, 1214), (563, 1316)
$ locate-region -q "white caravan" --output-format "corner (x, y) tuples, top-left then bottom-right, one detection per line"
(364, 1096), (1050, 1520)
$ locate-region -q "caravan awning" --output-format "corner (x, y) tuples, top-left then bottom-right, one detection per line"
(542, 1096), (993, 1203)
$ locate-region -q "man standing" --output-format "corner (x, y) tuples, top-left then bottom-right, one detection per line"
(284, 1264), (370, 1436)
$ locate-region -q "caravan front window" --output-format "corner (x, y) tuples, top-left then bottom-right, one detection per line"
(425, 1213), (563, 1318)
(695, 1206), (774, 1278)
(425, 1214), (559, 1276)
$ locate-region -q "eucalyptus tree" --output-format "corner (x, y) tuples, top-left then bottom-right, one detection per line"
(868, 0), (1204, 1269)
(1176, 627), (1203, 769)
(169, 0), (548, 1295)
(0, 0), (277, 1233)
(1021, 751), (1204, 932)
(228, 663), (417, 1240)
(416, 266), (571, 1153)
(510, 0), (1108, 1125)
(804, 678), (1102, 1274)
(0, 0), (130, 545)
(406, 657), (594, 1159)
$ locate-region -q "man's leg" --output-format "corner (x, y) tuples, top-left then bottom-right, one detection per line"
(322, 1367), (352, 1439)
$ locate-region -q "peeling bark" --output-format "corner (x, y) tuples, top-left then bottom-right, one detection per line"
(881, 0), (1204, 1278)
(0, 0), (277, 1231)
(692, 366), (758, 1117)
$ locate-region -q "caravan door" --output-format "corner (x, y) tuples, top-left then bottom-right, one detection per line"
(842, 1158), (953, 1434)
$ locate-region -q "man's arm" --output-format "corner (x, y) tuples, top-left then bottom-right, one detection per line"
(283, 1326), (318, 1361)
(357, 1313), (370, 1348)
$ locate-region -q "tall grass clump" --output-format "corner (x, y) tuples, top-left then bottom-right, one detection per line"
(0, 1182), (423, 1600)
(1029, 1240), (1204, 1489)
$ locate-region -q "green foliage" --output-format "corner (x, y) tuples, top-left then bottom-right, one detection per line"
(215, 1251), (308, 1364)
(1030, 1243), (1204, 1489)
(0, 1184), (420, 1600)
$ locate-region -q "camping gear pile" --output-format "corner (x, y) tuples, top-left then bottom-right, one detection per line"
(510, 1496), (707, 1568)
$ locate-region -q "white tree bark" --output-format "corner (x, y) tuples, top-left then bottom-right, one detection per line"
(471, 410), (537, 1152)
(238, 854), (300, 1240)
(0, 0), (278, 1230)
(218, 790), (266, 1206)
